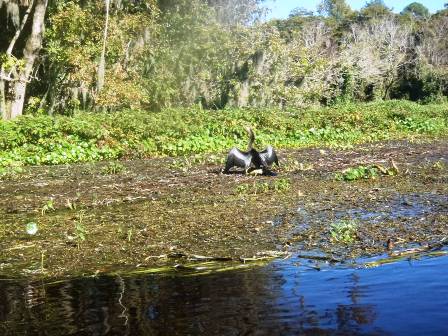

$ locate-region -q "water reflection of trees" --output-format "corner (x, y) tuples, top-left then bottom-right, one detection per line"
(0, 267), (389, 335)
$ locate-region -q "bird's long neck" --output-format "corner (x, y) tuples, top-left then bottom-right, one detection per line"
(246, 127), (255, 151)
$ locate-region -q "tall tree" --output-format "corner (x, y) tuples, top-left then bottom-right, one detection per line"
(318, 0), (353, 21)
(0, 0), (49, 120)
(361, 0), (393, 18)
(401, 2), (430, 19)
(341, 17), (413, 99)
(289, 7), (314, 18)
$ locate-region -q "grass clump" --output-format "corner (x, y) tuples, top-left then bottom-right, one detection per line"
(101, 161), (126, 175)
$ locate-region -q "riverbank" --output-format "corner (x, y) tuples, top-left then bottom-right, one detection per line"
(1, 100), (447, 175)
(0, 139), (446, 279)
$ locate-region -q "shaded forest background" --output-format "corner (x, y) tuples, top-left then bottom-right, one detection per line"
(0, 0), (448, 119)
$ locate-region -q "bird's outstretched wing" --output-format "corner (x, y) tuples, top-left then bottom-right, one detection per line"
(259, 146), (279, 167)
(223, 148), (252, 173)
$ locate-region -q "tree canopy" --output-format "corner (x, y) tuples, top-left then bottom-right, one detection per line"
(401, 2), (430, 19)
(0, 0), (447, 119)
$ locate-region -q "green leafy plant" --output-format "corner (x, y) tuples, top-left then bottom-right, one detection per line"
(101, 161), (126, 175)
(0, 101), (446, 169)
(335, 166), (378, 181)
(330, 220), (358, 244)
(41, 199), (55, 215)
(336, 161), (400, 181)
(273, 178), (291, 192)
(236, 182), (267, 195)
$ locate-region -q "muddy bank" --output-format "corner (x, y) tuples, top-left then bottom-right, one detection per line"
(0, 139), (447, 279)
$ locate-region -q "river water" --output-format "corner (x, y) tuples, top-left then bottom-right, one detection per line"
(1, 251), (447, 335)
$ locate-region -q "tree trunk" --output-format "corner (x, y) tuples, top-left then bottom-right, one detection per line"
(0, 73), (6, 119)
(2, 0), (48, 120)
(10, 81), (27, 119)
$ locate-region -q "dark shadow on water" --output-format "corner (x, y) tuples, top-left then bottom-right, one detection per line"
(1, 253), (448, 335)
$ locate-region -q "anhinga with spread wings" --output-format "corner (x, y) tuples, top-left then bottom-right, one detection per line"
(222, 127), (279, 174)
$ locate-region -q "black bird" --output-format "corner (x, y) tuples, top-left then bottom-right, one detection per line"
(222, 127), (279, 174)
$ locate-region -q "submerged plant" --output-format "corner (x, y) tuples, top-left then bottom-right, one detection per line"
(330, 220), (358, 244)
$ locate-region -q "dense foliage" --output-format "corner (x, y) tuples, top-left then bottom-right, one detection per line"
(0, 1), (447, 171)
(0, 100), (446, 173)
(1, 0), (448, 117)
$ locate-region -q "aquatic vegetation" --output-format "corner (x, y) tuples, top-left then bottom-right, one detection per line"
(117, 225), (134, 242)
(41, 199), (55, 215)
(432, 160), (446, 170)
(236, 182), (268, 195)
(74, 211), (88, 249)
(0, 101), (446, 169)
(330, 220), (358, 244)
(0, 139), (446, 280)
(335, 166), (379, 181)
(273, 178), (291, 192)
(335, 162), (398, 181)
(236, 178), (291, 195)
(101, 161), (126, 175)
(168, 155), (209, 172)
(0, 161), (24, 179)
(283, 159), (314, 173)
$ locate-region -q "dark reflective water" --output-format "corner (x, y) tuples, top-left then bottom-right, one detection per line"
(1, 253), (448, 336)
